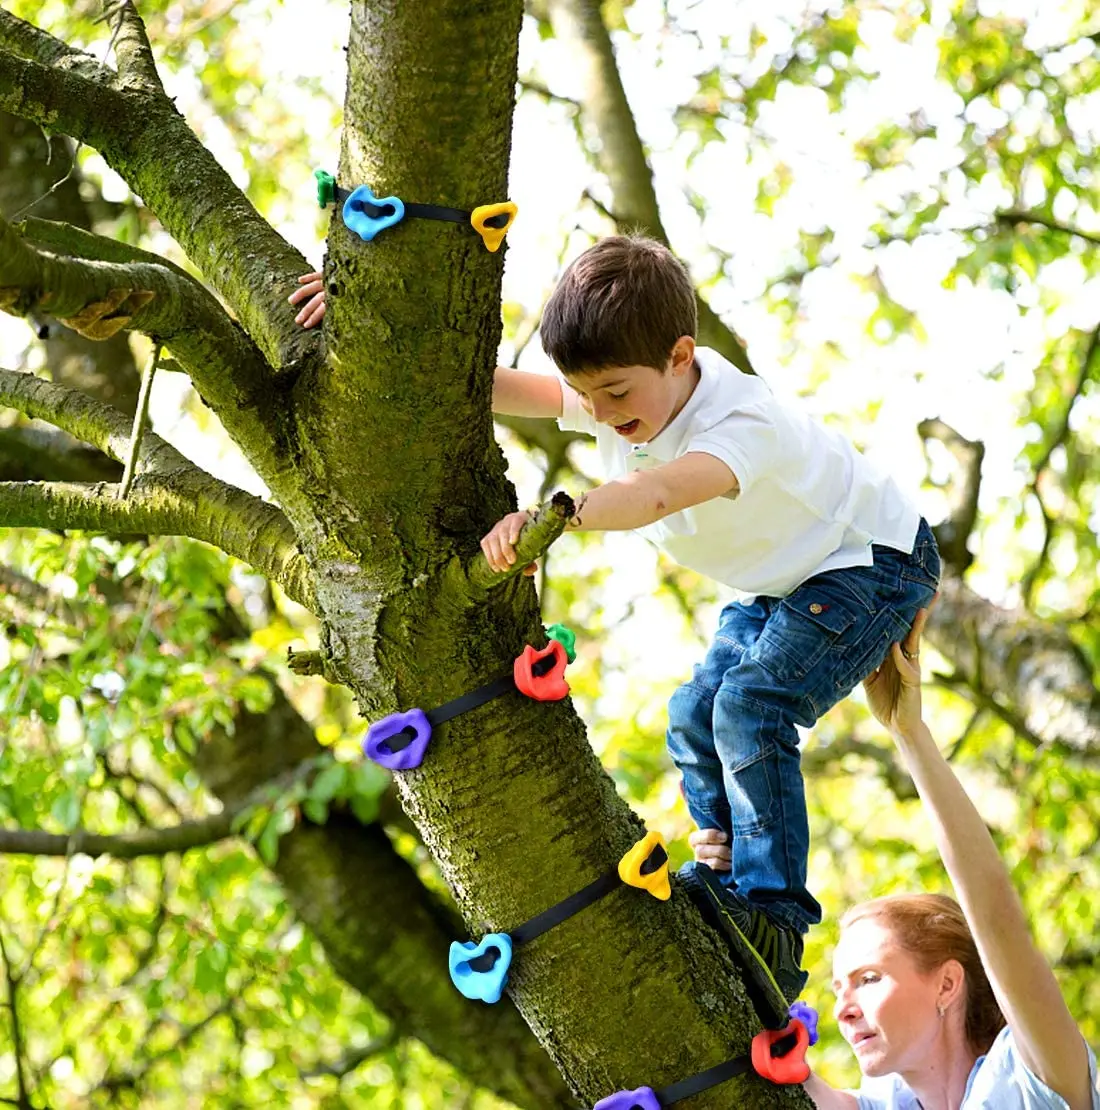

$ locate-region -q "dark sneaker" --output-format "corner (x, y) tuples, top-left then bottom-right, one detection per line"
(678, 861), (808, 1028)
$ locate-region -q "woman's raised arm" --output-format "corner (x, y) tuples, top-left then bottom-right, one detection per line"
(863, 609), (1094, 1110)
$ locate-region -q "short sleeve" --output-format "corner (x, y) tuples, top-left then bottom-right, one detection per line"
(557, 379), (598, 435)
(686, 404), (781, 497)
(993, 1031), (1100, 1109)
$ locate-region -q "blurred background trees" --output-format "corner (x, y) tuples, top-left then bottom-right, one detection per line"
(0, 1), (1096, 1106)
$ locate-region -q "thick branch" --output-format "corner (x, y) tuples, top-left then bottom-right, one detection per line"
(0, 367), (189, 475)
(0, 478), (315, 611)
(927, 577), (1100, 754)
(0, 215), (296, 498)
(0, 425), (120, 483)
(543, 0), (752, 371)
(0, 30), (320, 380)
(0, 44), (125, 153)
(0, 9), (107, 79)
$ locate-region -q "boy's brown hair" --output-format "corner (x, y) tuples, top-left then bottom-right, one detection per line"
(541, 234), (697, 374)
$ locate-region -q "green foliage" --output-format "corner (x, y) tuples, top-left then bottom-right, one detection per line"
(0, 531), (494, 1108)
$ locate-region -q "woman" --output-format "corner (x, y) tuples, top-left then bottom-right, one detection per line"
(691, 608), (1099, 1110)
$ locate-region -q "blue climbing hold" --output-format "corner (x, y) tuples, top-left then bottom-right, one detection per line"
(342, 184), (405, 241)
(449, 933), (513, 1003)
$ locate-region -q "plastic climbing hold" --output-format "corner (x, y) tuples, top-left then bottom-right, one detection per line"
(593, 1088), (661, 1110)
(362, 708), (432, 770)
(470, 201), (518, 252)
(448, 933), (513, 1003)
(342, 184), (406, 241)
(513, 640), (569, 702)
(545, 623), (577, 664)
(789, 1001), (819, 1046)
(751, 1019), (811, 1085)
(618, 831), (671, 900)
(314, 168), (337, 208)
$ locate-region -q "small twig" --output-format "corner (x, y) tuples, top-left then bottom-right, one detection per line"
(464, 491), (574, 594)
(117, 342), (161, 498)
(8, 4), (129, 222)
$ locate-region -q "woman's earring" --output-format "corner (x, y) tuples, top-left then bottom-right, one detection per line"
(937, 1004), (945, 1018)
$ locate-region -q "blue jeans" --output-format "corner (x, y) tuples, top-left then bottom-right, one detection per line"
(667, 519), (941, 934)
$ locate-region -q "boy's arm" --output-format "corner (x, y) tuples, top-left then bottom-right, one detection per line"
(480, 452), (738, 573)
(492, 367), (563, 418)
(567, 452), (739, 532)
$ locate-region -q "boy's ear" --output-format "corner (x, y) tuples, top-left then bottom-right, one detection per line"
(669, 335), (696, 374)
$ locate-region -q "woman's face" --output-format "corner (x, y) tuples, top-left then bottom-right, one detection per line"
(832, 917), (946, 1077)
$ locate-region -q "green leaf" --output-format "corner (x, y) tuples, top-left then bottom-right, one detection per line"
(302, 797), (329, 825)
(256, 811), (282, 866)
(309, 760), (347, 805)
(50, 790), (81, 831)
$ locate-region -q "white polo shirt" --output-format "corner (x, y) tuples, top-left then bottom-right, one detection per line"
(557, 346), (920, 598)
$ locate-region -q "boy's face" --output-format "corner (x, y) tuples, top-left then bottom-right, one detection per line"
(564, 336), (697, 445)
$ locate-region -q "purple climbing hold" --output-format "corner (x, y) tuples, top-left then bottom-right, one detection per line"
(363, 708), (432, 770)
(592, 1088), (661, 1110)
(789, 1000), (820, 1046)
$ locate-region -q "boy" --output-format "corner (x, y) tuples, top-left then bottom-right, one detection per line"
(289, 236), (941, 1018)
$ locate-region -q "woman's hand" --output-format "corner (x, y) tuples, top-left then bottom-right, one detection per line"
(289, 270), (326, 328)
(862, 603), (933, 738)
(689, 827), (731, 872)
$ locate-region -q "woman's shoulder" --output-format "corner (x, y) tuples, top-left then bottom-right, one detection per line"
(848, 1029), (1099, 1110)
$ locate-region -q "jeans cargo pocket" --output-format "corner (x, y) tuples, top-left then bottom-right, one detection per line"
(755, 586), (856, 683)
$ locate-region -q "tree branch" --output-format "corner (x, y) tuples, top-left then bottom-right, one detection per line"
(0, 215), (297, 500)
(543, 0), (752, 371)
(0, 926), (31, 1110)
(0, 367), (189, 476)
(0, 9), (108, 79)
(918, 418), (984, 575)
(0, 754), (326, 861)
(1020, 324), (1099, 604)
(0, 45), (125, 154)
(0, 820), (237, 861)
(927, 577), (1100, 755)
(462, 490), (573, 595)
(0, 367), (315, 607)
(995, 210), (1100, 247)
(0, 478), (315, 611)
(300, 1031), (401, 1081)
(0, 29), (321, 381)
(0, 425), (120, 483)
(109, 1), (162, 93)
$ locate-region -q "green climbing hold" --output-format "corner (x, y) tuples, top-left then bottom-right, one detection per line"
(314, 168), (337, 208)
(545, 623), (576, 663)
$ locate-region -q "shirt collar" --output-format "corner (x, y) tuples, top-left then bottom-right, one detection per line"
(641, 347), (725, 458)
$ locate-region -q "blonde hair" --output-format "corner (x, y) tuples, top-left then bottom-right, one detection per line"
(840, 893), (1006, 1054)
